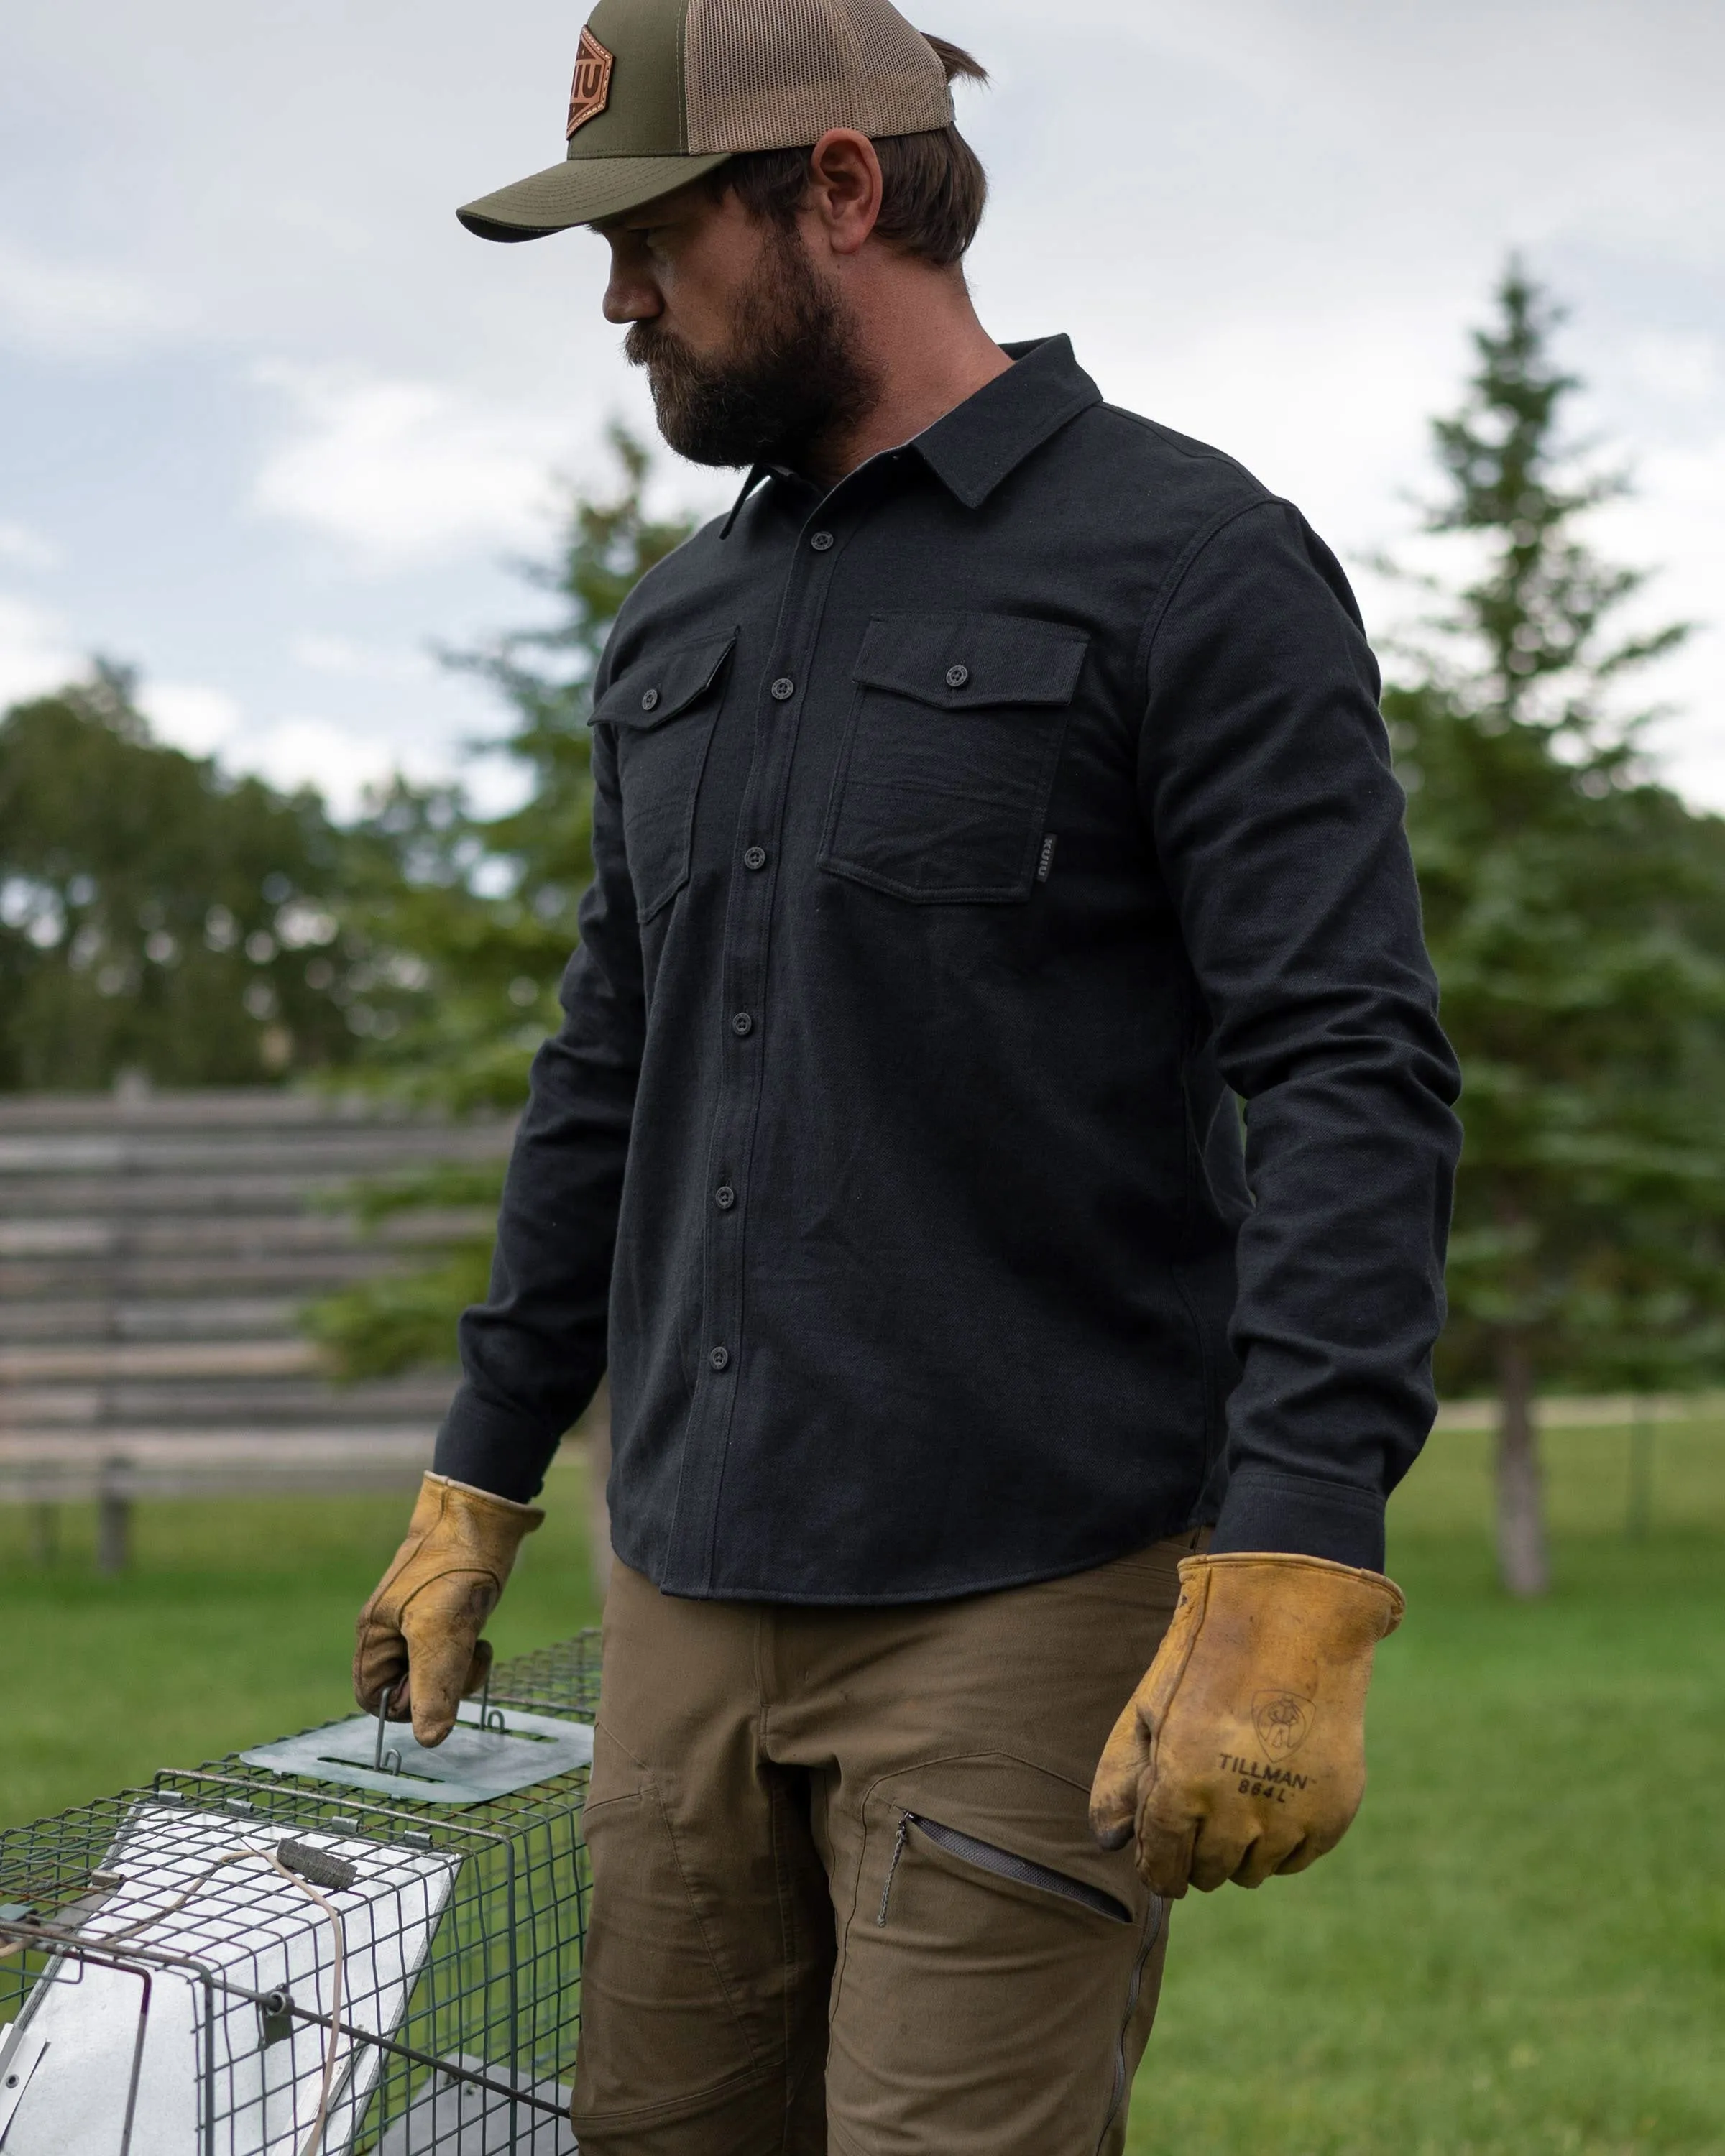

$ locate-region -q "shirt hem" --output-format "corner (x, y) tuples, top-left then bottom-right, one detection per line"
(627, 1513), (1220, 1608)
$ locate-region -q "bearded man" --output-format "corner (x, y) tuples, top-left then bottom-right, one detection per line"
(354, 4), (1462, 2149)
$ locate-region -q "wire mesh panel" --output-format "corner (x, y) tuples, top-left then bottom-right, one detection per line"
(0, 1631), (599, 2155)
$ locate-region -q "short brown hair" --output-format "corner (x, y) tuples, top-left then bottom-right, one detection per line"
(705, 35), (988, 268)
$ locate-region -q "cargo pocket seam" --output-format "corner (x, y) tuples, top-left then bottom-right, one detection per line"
(581, 1779), (766, 2084)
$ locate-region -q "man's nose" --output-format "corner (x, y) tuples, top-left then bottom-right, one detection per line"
(602, 245), (661, 326)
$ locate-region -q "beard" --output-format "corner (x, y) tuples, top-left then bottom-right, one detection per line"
(625, 225), (880, 481)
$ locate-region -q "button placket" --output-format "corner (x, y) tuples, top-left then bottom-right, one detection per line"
(667, 500), (852, 1593)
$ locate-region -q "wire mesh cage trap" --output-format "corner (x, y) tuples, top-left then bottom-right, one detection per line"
(0, 1632), (601, 2155)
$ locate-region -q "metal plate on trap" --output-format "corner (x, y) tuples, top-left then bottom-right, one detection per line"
(242, 1702), (595, 1805)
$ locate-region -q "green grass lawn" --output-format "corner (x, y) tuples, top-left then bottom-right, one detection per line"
(1128, 1419), (1725, 2156)
(0, 1457), (604, 1827)
(2, 1419), (1721, 2153)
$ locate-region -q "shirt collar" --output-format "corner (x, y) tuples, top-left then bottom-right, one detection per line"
(910, 336), (1101, 508)
(719, 334), (1100, 535)
(721, 459), (795, 538)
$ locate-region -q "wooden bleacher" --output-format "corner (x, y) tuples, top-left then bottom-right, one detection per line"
(0, 1087), (512, 1567)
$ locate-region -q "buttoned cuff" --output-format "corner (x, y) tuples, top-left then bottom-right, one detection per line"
(1208, 1466), (1386, 1572)
(433, 1386), (564, 1507)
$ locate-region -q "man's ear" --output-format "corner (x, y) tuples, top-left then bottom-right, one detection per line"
(804, 129), (883, 257)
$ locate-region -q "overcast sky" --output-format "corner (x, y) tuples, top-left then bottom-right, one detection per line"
(3, 0), (1723, 813)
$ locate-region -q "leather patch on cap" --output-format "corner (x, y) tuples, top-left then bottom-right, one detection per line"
(566, 26), (615, 138)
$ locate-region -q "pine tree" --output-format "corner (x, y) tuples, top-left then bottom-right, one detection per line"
(1386, 267), (1725, 1594)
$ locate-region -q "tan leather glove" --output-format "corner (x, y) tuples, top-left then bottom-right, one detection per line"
(1088, 1551), (1404, 1895)
(354, 1471), (545, 1747)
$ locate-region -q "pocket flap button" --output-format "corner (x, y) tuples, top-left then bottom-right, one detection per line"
(639, 687), (660, 711)
(945, 663), (970, 689)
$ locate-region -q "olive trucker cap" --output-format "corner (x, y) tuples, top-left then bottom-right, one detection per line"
(456, 0), (955, 241)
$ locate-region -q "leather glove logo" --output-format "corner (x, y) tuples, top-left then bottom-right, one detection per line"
(1251, 1689), (1314, 1759)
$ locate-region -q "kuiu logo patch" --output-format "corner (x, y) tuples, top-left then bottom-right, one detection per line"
(566, 26), (615, 138)
(1251, 1689), (1315, 1759)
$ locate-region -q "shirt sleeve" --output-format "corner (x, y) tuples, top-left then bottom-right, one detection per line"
(432, 704), (644, 1503)
(1138, 495), (1462, 1570)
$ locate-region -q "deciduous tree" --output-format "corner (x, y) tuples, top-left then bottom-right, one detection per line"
(0, 666), (397, 1087)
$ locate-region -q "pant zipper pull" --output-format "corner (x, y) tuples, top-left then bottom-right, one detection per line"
(875, 1813), (912, 1927)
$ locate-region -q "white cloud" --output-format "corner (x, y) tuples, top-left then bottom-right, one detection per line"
(229, 717), (445, 819)
(251, 363), (570, 571)
(0, 239), (182, 356)
(1618, 330), (1725, 413)
(138, 679), (244, 756)
(291, 632), (433, 682)
(0, 522), (61, 571)
(0, 594), (80, 708)
(1593, 429), (1725, 807)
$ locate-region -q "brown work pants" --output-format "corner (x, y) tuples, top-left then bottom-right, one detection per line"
(569, 1531), (1202, 2155)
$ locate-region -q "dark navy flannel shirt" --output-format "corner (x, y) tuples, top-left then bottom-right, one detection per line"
(435, 335), (1461, 1601)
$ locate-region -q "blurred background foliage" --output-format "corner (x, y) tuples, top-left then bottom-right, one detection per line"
(0, 664), (410, 1087)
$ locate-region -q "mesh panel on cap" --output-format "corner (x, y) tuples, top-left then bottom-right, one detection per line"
(684, 0), (954, 155)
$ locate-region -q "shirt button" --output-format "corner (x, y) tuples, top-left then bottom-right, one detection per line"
(945, 664), (970, 689)
(810, 530), (835, 552)
(770, 676), (796, 701)
(714, 1184), (736, 1210)
(709, 1345), (732, 1371)
(640, 686), (660, 711)
(731, 1010), (754, 1037)
(743, 845), (768, 871)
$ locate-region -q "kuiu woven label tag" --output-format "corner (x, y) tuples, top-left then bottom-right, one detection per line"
(1036, 834), (1059, 883)
(566, 26), (615, 137)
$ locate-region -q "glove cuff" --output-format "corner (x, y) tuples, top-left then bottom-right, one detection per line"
(423, 1470), (546, 1532)
(1177, 1549), (1406, 1634)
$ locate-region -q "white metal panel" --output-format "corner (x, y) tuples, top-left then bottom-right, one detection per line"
(0, 1803), (457, 2156)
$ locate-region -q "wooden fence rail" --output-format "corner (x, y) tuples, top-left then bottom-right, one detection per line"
(0, 1087), (512, 1570)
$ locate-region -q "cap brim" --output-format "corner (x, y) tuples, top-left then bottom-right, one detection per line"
(457, 152), (734, 242)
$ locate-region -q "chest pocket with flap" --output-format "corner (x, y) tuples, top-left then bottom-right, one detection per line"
(591, 630), (737, 921)
(819, 611), (1090, 903)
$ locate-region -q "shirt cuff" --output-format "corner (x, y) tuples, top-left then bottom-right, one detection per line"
(433, 1385), (564, 1506)
(1208, 1465), (1386, 1572)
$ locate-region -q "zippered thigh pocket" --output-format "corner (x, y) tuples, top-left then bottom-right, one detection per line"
(827, 1761), (1156, 2150)
(876, 1810), (1132, 1926)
